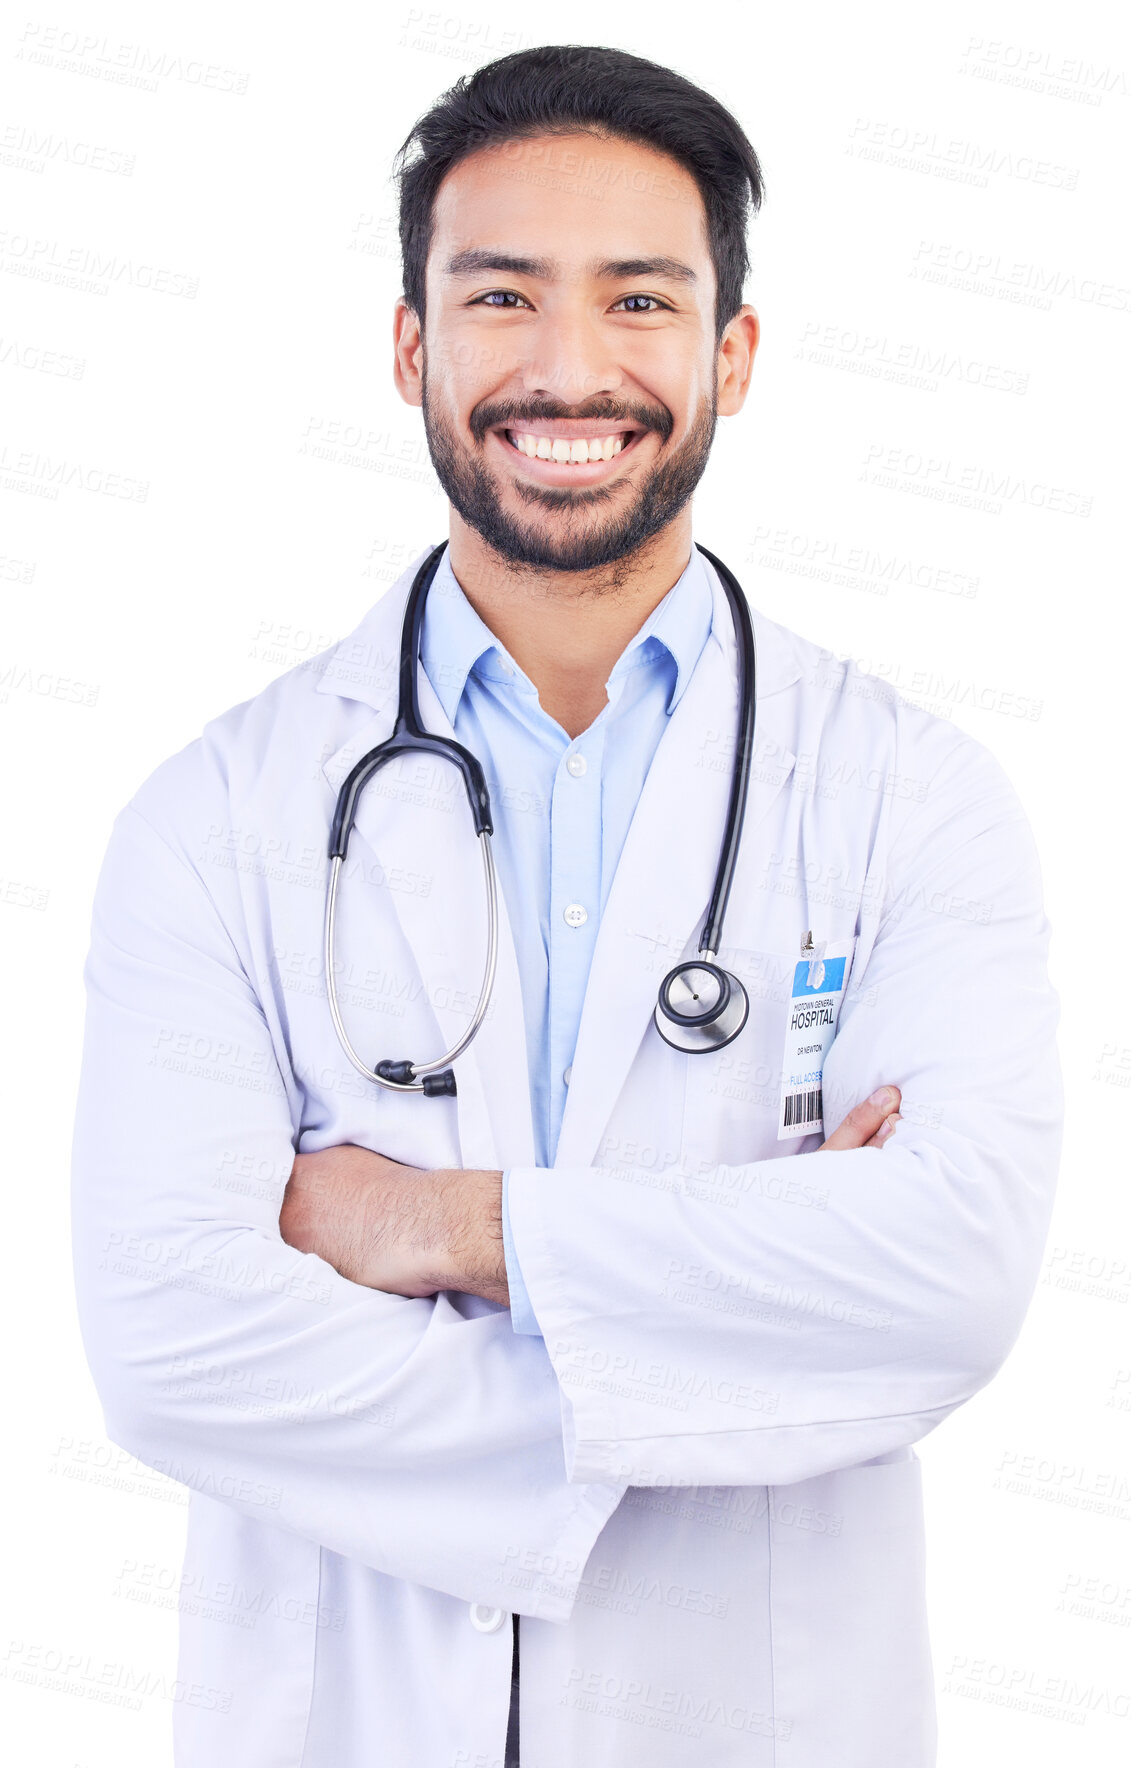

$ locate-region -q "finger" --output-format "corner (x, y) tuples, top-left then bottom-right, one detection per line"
(819, 1085), (902, 1151)
(865, 1112), (902, 1149)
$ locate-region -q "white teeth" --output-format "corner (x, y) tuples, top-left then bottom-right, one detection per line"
(507, 431), (628, 462)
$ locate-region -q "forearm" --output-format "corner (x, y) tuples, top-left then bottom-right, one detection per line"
(504, 739), (1064, 1488)
(280, 1145), (509, 1305)
(435, 1166), (509, 1304)
(505, 1120), (1060, 1488)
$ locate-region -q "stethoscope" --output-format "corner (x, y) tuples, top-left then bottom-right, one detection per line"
(324, 540), (757, 1098)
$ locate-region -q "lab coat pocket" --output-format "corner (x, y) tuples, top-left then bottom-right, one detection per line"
(172, 1494), (322, 1767)
(767, 1451), (936, 1768)
(679, 937), (859, 1172)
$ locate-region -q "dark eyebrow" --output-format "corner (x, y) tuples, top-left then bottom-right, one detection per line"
(442, 248), (698, 285)
(444, 249), (554, 278)
(594, 257), (698, 284)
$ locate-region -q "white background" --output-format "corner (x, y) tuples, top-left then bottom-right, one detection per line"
(2, 0), (1129, 1761)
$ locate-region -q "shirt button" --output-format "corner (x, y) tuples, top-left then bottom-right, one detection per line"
(563, 1065), (572, 1085)
(563, 902), (588, 928)
(565, 752), (587, 777)
(469, 1603), (507, 1633)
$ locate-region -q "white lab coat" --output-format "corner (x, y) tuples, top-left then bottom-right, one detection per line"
(71, 545), (1063, 1768)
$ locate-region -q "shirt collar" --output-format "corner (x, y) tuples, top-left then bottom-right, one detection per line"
(419, 543), (715, 728)
(418, 549), (499, 727)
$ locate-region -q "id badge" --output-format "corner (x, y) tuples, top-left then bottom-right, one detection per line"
(777, 939), (854, 1140)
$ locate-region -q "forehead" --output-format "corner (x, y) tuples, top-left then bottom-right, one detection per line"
(428, 130), (711, 279)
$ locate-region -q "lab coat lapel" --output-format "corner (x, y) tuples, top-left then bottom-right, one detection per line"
(317, 569), (535, 1173)
(553, 578), (799, 1172)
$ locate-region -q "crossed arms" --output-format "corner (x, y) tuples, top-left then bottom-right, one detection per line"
(276, 1089), (906, 1307)
(71, 723), (1061, 1602)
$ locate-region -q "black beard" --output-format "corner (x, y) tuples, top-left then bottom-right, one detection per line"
(420, 371), (717, 576)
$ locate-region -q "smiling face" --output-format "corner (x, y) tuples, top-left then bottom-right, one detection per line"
(395, 130), (756, 575)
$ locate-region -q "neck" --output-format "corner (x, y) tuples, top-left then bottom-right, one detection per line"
(444, 511), (695, 740)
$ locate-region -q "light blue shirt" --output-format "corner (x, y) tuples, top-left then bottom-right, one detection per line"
(420, 544), (716, 1336)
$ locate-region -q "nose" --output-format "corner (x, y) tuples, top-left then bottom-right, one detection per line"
(519, 308), (625, 407)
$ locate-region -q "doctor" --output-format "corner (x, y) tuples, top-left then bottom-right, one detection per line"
(71, 42), (1063, 1768)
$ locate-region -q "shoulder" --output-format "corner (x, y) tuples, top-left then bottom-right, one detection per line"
(755, 609), (1035, 864)
(122, 648), (344, 842)
(767, 610), (1010, 785)
(119, 555), (429, 845)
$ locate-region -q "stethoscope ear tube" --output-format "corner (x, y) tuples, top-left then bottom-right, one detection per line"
(328, 731), (493, 863)
(329, 545), (494, 862)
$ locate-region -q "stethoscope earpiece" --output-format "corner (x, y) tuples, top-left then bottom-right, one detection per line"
(653, 959), (750, 1054)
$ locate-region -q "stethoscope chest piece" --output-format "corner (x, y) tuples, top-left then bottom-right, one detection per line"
(653, 958), (750, 1054)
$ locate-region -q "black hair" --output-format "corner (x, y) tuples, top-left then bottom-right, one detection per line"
(393, 44), (764, 342)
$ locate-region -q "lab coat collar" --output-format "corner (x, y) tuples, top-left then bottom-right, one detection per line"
(312, 541), (807, 715)
(315, 541), (803, 1173)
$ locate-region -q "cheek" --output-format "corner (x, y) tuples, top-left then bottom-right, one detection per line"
(631, 359), (712, 436)
(428, 317), (521, 400)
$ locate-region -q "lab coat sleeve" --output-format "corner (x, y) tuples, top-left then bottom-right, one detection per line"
(71, 796), (624, 1621)
(505, 726), (1064, 1487)
(501, 1168), (544, 1337)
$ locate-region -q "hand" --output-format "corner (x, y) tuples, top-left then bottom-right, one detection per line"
(279, 1145), (508, 1304)
(819, 1085), (902, 1151)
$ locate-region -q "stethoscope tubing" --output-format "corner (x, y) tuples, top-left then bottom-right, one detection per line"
(323, 539), (757, 1089)
(691, 543), (757, 961)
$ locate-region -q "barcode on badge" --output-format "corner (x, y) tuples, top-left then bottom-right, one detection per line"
(782, 1087), (823, 1132)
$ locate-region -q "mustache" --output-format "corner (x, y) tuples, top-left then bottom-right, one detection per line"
(469, 396), (674, 446)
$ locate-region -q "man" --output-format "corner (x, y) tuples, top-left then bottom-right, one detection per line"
(71, 44), (1062, 1768)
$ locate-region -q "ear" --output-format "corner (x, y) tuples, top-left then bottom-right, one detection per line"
(393, 299), (424, 407)
(716, 305), (760, 417)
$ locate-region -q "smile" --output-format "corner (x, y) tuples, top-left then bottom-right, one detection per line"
(488, 422), (648, 484)
(506, 429), (632, 462)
